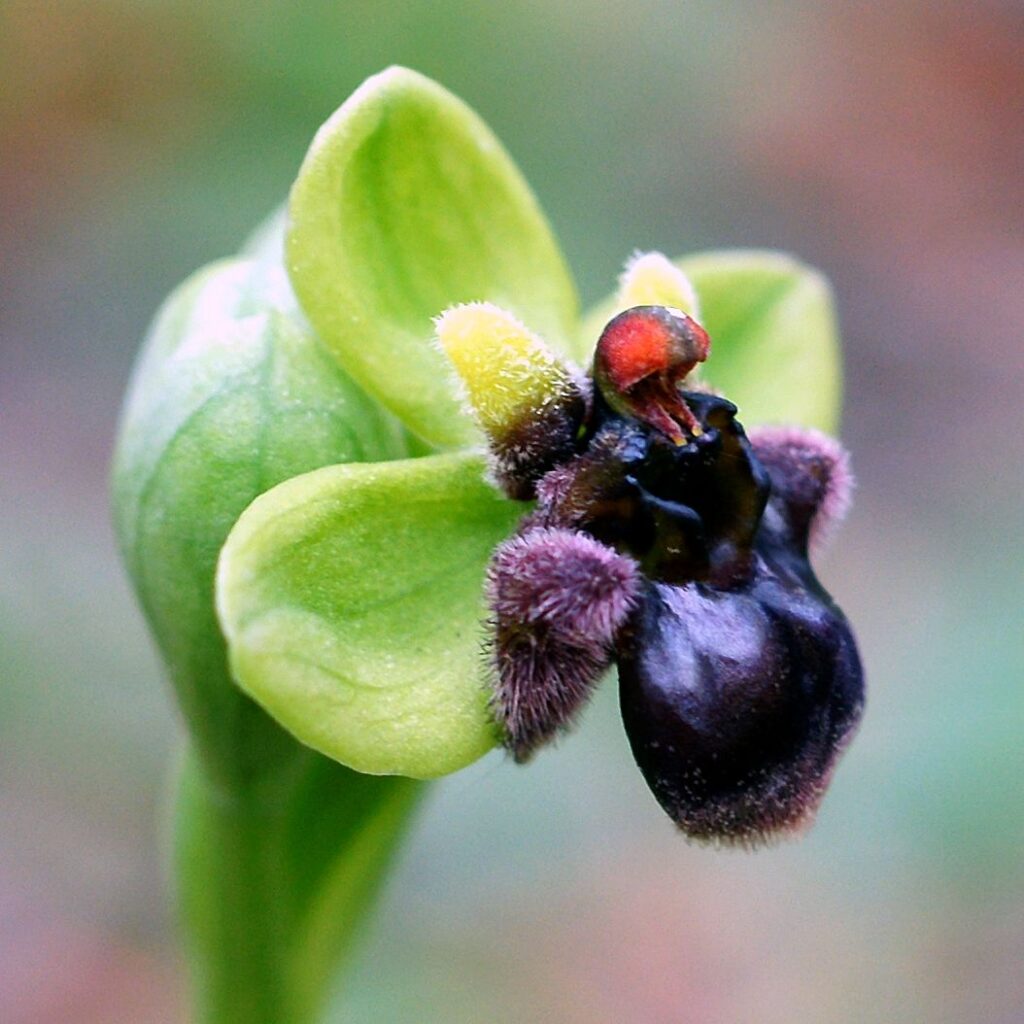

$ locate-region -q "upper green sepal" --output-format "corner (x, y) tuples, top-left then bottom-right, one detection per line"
(581, 249), (842, 433)
(216, 452), (522, 779)
(285, 66), (579, 450)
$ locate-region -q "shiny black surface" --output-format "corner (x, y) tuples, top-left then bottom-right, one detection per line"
(580, 392), (864, 842)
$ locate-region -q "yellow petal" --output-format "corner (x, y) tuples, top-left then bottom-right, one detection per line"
(435, 302), (581, 437)
(617, 251), (700, 319)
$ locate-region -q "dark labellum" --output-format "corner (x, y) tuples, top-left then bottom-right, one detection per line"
(611, 399), (863, 843)
(485, 305), (864, 845)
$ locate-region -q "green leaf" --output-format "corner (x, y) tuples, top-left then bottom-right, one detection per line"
(581, 249), (842, 433)
(217, 451), (522, 778)
(112, 257), (408, 780)
(286, 65), (579, 449)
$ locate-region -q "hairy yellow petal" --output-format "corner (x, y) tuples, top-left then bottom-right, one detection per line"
(617, 250), (700, 319)
(436, 302), (581, 437)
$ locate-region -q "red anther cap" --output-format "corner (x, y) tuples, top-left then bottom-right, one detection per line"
(594, 305), (711, 443)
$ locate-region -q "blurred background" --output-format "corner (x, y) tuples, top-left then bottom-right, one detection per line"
(2, 1), (1022, 1021)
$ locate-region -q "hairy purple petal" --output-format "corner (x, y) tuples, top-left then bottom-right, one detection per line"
(487, 383), (589, 501)
(436, 302), (590, 500)
(486, 527), (640, 760)
(491, 627), (613, 762)
(747, 425), (853, 554)
(489, 527), (641, 640)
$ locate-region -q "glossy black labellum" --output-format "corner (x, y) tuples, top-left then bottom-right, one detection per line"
(599, 396), (864, 844)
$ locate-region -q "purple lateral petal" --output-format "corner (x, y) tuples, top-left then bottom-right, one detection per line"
(487, 526), (640, 640)
(486, 527), (640, 760)
(748, 425), (854, 553)
(486, 378), (589, 501)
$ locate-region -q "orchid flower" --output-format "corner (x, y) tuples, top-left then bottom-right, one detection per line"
(113, 66), (861, 1024)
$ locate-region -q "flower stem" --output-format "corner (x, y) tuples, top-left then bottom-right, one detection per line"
(174, 745), (423, 1024)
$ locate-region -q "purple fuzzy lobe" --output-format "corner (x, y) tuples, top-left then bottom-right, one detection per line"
(747, 425), (853, 552)
(487, 527), (640, 642)
(533, 462), (576, 516)
(486, 527), (641, 760)
(490, 627), (612, 762)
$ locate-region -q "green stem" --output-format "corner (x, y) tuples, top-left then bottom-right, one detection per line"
(174, 744), (423, 1024)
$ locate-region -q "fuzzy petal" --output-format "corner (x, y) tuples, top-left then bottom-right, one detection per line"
(487, 526), (640, 760)
(748, 425), (854, 554)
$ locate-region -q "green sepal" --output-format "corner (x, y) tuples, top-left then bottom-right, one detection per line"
(217, 452), (522, 779)
(581, 249), (842, 433)
(286, 66), (579, 449)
